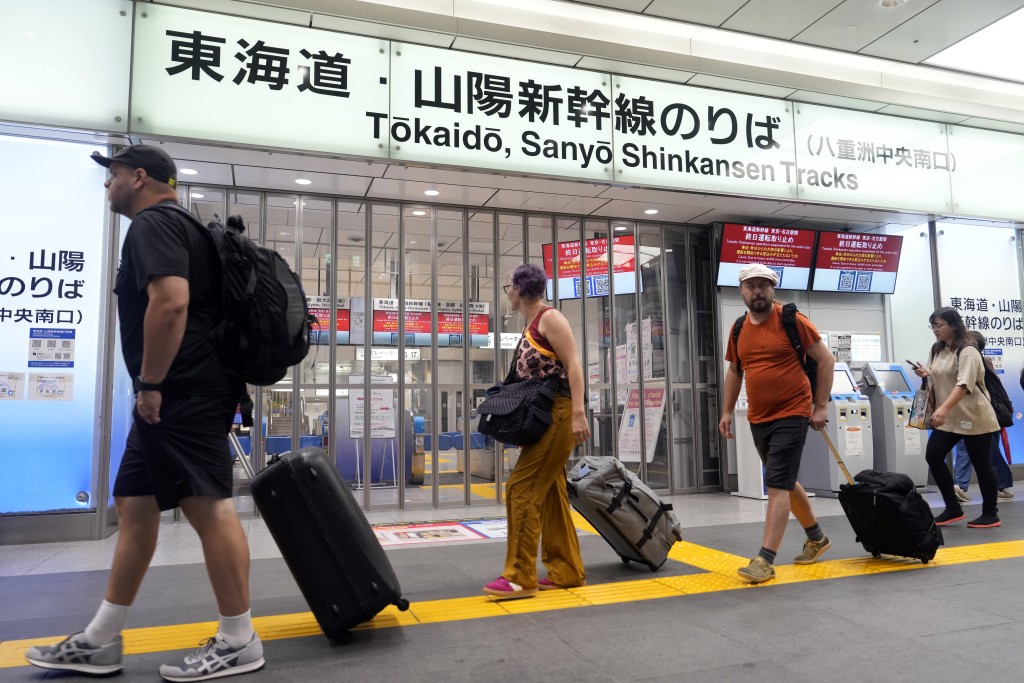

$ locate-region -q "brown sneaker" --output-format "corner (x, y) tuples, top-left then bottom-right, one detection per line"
(737, 556), (775, 584)
(794, 535), (832, 564)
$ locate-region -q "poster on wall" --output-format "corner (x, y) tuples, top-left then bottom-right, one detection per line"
(617, 387), (667, 463)
(812, 232), (902, 294)
(0, 137), (107, 513)
(935, 223), (1024, 461)
(348, 375), (396, 439)
(716, 223), (815, 289)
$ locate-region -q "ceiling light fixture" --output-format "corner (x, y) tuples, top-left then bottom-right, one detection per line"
(644, 209), (659, 215)
(295, 178), (312, 185)
(614, 225), (629, 231)
(412, 210), (427, 216)
(190, 193), (204, 199)
(879, 0), (906, 7)
(424, 190), (440, 196)
(179, 168), (198, 175)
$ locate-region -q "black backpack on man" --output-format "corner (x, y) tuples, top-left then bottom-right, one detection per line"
(143, 205), (316, 425)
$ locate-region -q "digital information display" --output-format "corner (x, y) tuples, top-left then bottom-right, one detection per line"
(542, 235), (637, 300)
(812, 232), (903, 294)
(371, 299), (489, 347)
(717, 223), (815, 290)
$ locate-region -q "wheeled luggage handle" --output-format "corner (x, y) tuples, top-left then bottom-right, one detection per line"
(819, 429), (856, 486)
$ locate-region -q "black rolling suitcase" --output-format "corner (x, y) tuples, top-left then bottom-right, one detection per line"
(567, 456), (684, 571)
(821, 431), (943, 563)
(251, 447), (409, 642)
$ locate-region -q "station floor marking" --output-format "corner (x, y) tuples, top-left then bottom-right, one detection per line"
(5, 537), (1024, 669)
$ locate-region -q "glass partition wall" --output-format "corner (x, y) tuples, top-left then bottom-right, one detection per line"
(182, 188), (719, 512)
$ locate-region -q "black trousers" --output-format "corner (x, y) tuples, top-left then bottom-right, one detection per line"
(925, 429), (999, 516)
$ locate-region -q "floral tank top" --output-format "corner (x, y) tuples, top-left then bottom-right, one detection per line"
(515, 307), (568, 382)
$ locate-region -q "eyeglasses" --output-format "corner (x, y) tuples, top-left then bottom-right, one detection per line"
(503, 284), (516, 293)
(929, 323), (948, 330)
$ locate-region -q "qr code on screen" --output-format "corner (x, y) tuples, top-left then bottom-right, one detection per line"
(589, 275), (610, 296)
(838, 270), (856, 291)
(854, 272), (873, 292)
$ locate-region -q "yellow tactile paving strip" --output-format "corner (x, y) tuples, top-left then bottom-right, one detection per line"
(5, 538), (1024, 670)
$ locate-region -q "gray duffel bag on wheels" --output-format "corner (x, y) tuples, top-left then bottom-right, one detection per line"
(567, 455), (684, 571)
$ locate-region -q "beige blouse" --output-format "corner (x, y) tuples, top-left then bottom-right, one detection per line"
(927, 345), (999, 435)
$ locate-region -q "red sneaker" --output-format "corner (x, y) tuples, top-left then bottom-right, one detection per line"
(483, 577), (536, 600)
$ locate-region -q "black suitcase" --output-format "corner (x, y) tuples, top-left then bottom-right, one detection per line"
(251, 447), (409, 642)
(820, 432), (943, 563)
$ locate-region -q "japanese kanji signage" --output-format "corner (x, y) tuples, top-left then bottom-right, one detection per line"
(131, 3), (389, 157)
(306, 295), (351, 345)
(386, 43), (614, 181)
(793, 104), (951, 213)
(614, 76), (795, 198)
(716, 223), (816, 290)
(371, 298), (489, 347)
(812, 232), (903, 294)
(0, 137), (107, 514)
(127, 3), (1024, 220)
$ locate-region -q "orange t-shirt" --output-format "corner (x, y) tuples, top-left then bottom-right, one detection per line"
(725, 304), (822, 424)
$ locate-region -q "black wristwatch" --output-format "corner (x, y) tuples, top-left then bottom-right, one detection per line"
(134, 376), (163, 393)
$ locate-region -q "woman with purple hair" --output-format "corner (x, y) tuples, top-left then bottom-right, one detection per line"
(483, 263), (590, 599)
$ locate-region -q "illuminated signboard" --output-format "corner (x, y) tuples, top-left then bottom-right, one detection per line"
(717, 223), (815, 290)
(812, 232), (903, 294)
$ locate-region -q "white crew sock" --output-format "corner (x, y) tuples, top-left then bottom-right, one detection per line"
(83, 600), (130, 646)
(218, 609), (255, 648)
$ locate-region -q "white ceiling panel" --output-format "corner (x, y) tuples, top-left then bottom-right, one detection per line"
(794, 0), (941, 52)
(382, 164), (610, 196)
(367, 177), (497, 204)
(575, 56), (694, 84)
(723, 0), (840, 40)
(645, 0), (748, 26)
(784, 216), (886, 230)
(450, 37), (580, 66)
(771, 202), (928, 225)
(589, 200), (710, 223)
(789, 90), (887, 112)
(687, 74), (796, 98)
(570, 0), (652, 11)
(233, 166), (372, 196)
(175, 160), (233, 186)
(596, 186), (793, 213)
(957, 118), (1024, 135)
(694, 210), (799, 226)
(860, 0), (1024, 63)
(873, 104), (969, 124)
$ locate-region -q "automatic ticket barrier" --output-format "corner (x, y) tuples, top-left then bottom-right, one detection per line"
(799, 364), (873, 496)
(859, 363), (928, 487)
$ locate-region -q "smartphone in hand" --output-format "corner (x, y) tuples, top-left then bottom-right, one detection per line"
(905, 359), (920, 370)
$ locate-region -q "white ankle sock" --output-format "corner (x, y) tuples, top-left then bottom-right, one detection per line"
(83, 600), (130, 646)
(218, 610), (255, 648)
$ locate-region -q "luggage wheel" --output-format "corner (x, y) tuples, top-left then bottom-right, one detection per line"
(329, 631), (353, 645)
(920, 558), (929, 564)
(396, 598), (410, 611)
(620, 557), (630, 566)
(871, 551), (881, 559)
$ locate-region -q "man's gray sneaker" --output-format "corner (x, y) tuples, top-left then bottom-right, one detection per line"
(159, 633), (264, 682)
(25, 631), (124, 675)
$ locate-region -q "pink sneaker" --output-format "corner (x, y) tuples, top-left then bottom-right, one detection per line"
(538, 577), (587, 591)
(483, 577), (537, 600)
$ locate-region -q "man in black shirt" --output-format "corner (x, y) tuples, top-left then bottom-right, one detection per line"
(26, 146), (264, 681)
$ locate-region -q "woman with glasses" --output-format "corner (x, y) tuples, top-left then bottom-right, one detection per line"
(912, 307), (1001, 528)
(483, 263), (590, 599)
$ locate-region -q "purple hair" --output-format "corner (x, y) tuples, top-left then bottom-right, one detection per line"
(511, 263), (547, 299)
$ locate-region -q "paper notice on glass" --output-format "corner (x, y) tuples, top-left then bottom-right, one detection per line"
(642, 318), (653, 380)
(845, 427), (863, 456)
(903, 426), (922, 456)
(626, 322), (638, 383)
(29, 373), (73, 400)
(0, 372), (25, 400)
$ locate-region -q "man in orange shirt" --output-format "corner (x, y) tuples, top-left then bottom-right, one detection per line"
(719, 264), (836, 583)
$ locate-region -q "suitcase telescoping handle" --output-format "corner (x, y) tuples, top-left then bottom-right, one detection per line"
(819, 429), (856, 486)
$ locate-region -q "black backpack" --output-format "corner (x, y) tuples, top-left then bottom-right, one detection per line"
(732, 302), (819, 400)
(143, 205), (316, 417)
(955, 345), (1014, 428)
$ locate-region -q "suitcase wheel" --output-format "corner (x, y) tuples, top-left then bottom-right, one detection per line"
(872, 552), (881, 559)
(329, 631), (353, 645)
(921, 558), (929, 564)
(648, 564), (658, 573)
(620, 557), (630, 565)
(396, 598), (410, 611)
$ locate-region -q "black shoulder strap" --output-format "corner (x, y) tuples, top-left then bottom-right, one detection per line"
(780, 303), (808, 370)
(731, 314), (746, 376)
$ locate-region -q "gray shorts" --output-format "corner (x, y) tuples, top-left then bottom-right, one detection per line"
(749, 416), (809, 491)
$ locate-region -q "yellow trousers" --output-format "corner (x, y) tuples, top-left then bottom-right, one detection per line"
(502, 395), (586, 588)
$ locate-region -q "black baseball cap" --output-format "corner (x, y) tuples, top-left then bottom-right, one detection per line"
(91, 145), (178, 187)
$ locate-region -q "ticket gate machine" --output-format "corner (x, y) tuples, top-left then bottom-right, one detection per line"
(798, 364), (873, 496)
(859, 363), (928, 487)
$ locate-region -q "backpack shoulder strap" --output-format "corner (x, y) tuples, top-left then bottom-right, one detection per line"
(780, 303), (808, 370)
(731, 314), (746, 376)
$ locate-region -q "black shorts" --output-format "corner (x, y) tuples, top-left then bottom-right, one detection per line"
(113, 392), (238, 511)
(749, 416), (809, 491)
